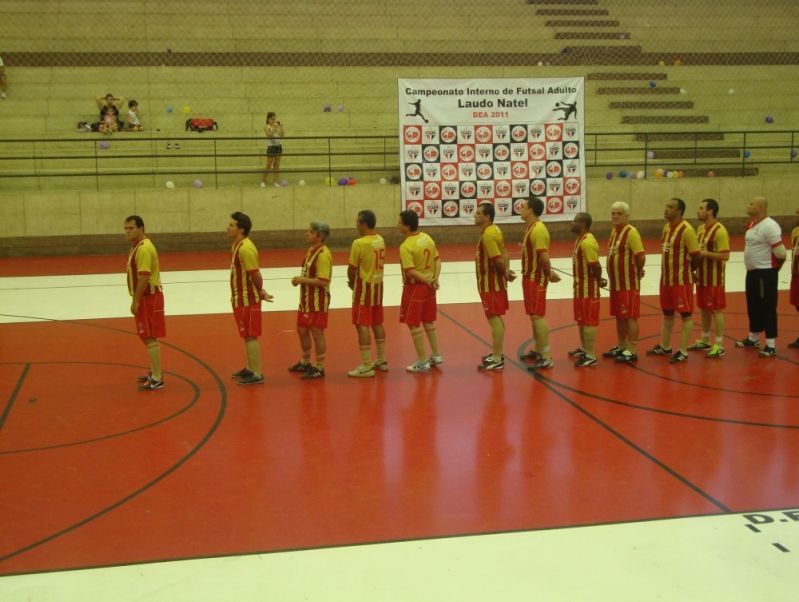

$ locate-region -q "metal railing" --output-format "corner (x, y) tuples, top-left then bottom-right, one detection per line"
(0, 129), (796, 191)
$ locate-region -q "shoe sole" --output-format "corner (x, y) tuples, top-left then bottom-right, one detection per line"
(237, 379), (265, 385)
(347, 371), (375, 378)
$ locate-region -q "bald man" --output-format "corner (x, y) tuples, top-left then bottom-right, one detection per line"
(736, 197), (787, 357)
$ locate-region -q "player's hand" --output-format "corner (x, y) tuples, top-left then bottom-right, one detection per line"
(638, 269), (645, 279)
(130, 300), (138, 315)
(549, 272), (561, 283)
(431, 278), (440, 290)
(291, 277), (300, 287)
(261, 290), (274, 302)
(507, 270), (517, 282)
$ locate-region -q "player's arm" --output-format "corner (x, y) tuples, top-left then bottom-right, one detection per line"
(635, 252), (646, 280)
(347, 264), (357, 289)
(248, 268), (273, 302)
(292, 276), (328, 288)
(431, 255), (442, 290)
(130, 272), (150, 314)
(491, 255), (508, 279)
(772, 243), (787, 269)
(539, 250), (560, 283)
(700, 248), (730, 261)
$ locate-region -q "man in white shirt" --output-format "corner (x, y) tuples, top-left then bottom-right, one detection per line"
(736, 197), (787, 357)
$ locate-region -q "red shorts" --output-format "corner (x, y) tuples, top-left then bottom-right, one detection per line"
(522, 279), (547, 316)
(479, 289), (509, 318)
(573, 297), (600, 326)
(233, 303), (262, 338)
(609, 290), (640, 320)
(659, 283), (694, 314)
(135, 291), (165, 340)
(297, 311), (328, 329)
(352, 304), (384, 326)
(696, 285), (726, 311)
(791, 275), (799, 308)
(400, 283), (437, 327)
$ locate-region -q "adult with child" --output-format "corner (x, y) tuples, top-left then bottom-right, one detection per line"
(260, 112), (284, 187)
(288, 222), (333, 380)
(95, 93), (125, 134)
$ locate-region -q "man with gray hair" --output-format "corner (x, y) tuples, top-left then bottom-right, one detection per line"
(736, 197), (787, 357)
(604, 201), (646, 363)
(289, 222), (333, 379)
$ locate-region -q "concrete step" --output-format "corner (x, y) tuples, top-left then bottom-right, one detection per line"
(556, 32), (631, 39)
(622, 115), (710, 124)
(609, 101), (694, 109)
(535, 8), (609, 15)
(634, 133), (725, 142)
(588, 72), (668, 80)
(545, 20), (620, 27)
(649, 149), (741, 159)
(598, 86), (681, 95)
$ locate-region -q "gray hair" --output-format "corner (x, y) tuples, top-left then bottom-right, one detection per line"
(611, 201), (630, 215)
(310, 221), (330, 240)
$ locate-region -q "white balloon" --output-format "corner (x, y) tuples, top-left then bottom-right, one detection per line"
(165, 181), (175, 189)
(298, 179), (306, 186)
(379, 178), (387, 184)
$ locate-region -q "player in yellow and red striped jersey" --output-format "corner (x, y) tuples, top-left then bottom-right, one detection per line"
(689, 199), (730, 358)
(347, 209), (386, 378)
(125, 215), (166, 391)
(647, 198), (700, 363)
(475, 202), (515, 371)
(519, 196), (561, 370)
(398, 209), (442, 373)
(569, 213), (602, 367)
(605, 202), (646, 364)
(789, 207), (799, 349)
(227, 212), (273, 385)
(289, 222), (333, 380)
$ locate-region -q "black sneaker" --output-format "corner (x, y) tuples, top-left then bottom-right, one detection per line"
(483, 352), (505, 362)
(478, 356), (505, 371)
(301, 366), (325, 379)
(519, 349), (542, 361)
(669, 350), (688, 364)
(238, 373), (265, 385)
(602, 346), (623, 358)
(575, 355), (597, 367)
(567, 347), (587, 358)
(615, 351), (638, 364)
(735, 338), (760, 349)
(138, 377), (165, 391)
(288, 361), (311, 373)
(647, 344), (672, 356)
(788, 338), (799, 349)
(687, 340), (712, 351)
(137, 372), (152, 383)
(527, 357), (553, 370)
(758, 346), (776, 358)
(232, 367), (254, 380)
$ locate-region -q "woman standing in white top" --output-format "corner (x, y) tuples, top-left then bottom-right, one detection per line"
(260, 112), (284, 187)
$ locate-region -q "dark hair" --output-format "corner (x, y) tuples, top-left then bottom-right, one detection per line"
(125, 215), (144, 229)
(266, 112), (276, 121)
(105, 93), (114, 100)
(128, 100), (138, 108)
(357, 209), (377, 229)
(478, 202), (495, 221)
(399, 209), (419, 231)
(671, 197), (686, 215)
(527, 195), (544, 217)
(702, 198), (719, 218)
(575, 212), (592, 229)
(231, 211), (252, 236)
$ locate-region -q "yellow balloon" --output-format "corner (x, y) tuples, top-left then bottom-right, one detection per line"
(182, 105), (191, 114)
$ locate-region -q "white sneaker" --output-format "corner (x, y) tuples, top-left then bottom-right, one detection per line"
(347, 364), (375, 378)
(429, 354), (443, 366)
(273, 182), (281, 187)
(406, 360), (431, 373)
(259, 182), (266, 188)
(0, 92), (6, 99)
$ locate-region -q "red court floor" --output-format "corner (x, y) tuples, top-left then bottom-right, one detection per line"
(1, 289), (798, 576)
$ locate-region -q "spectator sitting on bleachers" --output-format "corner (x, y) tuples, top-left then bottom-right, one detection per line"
(126, 100), (143, 131)
(0, 55), (8, 98)
(95, 93), (124, 133)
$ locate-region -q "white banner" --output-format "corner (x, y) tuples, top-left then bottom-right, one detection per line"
(398, 77), (586, 225)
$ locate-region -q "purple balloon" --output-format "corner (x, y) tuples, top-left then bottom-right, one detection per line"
(338, 177), (349, 185)
(605, 172), (613, 180)
(765, 116), (774, 123)
(323, 104), (332, 112)
(99, 141), (110, 150)
(193, 179), (203, 188)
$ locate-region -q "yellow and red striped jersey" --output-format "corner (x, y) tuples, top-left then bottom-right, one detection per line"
(230, 237), (261, 307)
(660, 220), (700, 286)
(521, 220), (551, 287)
(572, 232), (600, 299)
(126, 238), (161, 296)
(475, 224), (508, 293)
(349, 234), (385, 306)
(791, 225), (799, 277)
(400, 232), (439, 285)
(606, 224), (645, 292)
(299, 244), (332, 313)
(696, 221), (730, 287)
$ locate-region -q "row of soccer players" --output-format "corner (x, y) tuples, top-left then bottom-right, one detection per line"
(124, 197), (799, 389)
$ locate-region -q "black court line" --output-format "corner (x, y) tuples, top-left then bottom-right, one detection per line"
(0, 314), (227, 568)
(438, 306), (732, 513)
(0, 363), (30, 433)
(0, 361), (201, 455)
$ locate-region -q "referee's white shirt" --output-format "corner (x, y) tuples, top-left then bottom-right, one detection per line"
(744, 217), (782, 270)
